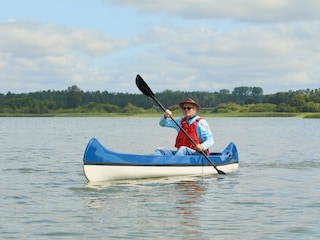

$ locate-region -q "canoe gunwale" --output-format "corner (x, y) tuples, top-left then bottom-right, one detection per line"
(83, 162), (236, 167)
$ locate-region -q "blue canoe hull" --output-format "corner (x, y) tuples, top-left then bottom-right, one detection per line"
(83, 138), (239, 181)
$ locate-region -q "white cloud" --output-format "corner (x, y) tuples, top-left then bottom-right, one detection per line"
(0, 21), (129, 93)
(112, 0), (320, 22)
(0, 21), (128, 57)
(128, 21), (320, 93)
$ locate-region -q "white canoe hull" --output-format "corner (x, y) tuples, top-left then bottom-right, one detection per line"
(83, 163), (239, 182)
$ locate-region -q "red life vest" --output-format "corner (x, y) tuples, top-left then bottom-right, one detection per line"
(175, 117), (209, 155)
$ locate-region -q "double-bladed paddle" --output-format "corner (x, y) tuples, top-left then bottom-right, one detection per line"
(136, 74), (225, 175)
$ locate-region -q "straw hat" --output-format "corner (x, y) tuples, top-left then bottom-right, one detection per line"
(178, 98), (201, 110)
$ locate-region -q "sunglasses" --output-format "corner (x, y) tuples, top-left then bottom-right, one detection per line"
(182, 107), (194, 111)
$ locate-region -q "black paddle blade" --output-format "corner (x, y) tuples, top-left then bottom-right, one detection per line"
(136, 74), (155, 98)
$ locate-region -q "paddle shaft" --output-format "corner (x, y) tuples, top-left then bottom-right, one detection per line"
(136, 75), (225, 174)
(151, 93), (224, 173)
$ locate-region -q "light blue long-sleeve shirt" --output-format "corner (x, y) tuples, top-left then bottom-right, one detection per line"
(159, 115), (214, 150)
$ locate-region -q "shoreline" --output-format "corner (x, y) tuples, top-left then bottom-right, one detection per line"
(1, 112), (319, 118)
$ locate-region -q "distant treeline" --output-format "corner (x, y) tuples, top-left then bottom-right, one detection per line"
(1, 85), (320, 114)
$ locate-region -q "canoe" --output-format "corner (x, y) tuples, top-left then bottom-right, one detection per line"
(83, 138), (239, 182)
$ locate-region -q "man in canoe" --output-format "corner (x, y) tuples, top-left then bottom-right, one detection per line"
(155, 98), (214, 155)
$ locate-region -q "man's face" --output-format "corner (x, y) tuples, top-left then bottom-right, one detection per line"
(182, 104), (196, 119)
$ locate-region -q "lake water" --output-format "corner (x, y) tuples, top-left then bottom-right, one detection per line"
(1, 117), (319, 239)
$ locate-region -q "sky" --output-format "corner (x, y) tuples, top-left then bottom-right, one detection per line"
(0, 0), (319, 94)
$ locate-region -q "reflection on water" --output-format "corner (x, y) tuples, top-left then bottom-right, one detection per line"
(175, 179), (206, 214)
(80, 176), (218, 239)
(174, 180), (207, 237)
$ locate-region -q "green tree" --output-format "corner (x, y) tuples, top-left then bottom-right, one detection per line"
(66, 85), (83, 108)
(218, 89), (231, 103)
(290, 93), (305, 112)
(232, 87), (251, 104)
(264, 92), (290, 105)
(122, 103), (146, 114)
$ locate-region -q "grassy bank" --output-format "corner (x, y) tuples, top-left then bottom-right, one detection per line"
(1, 112), (320, 118)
